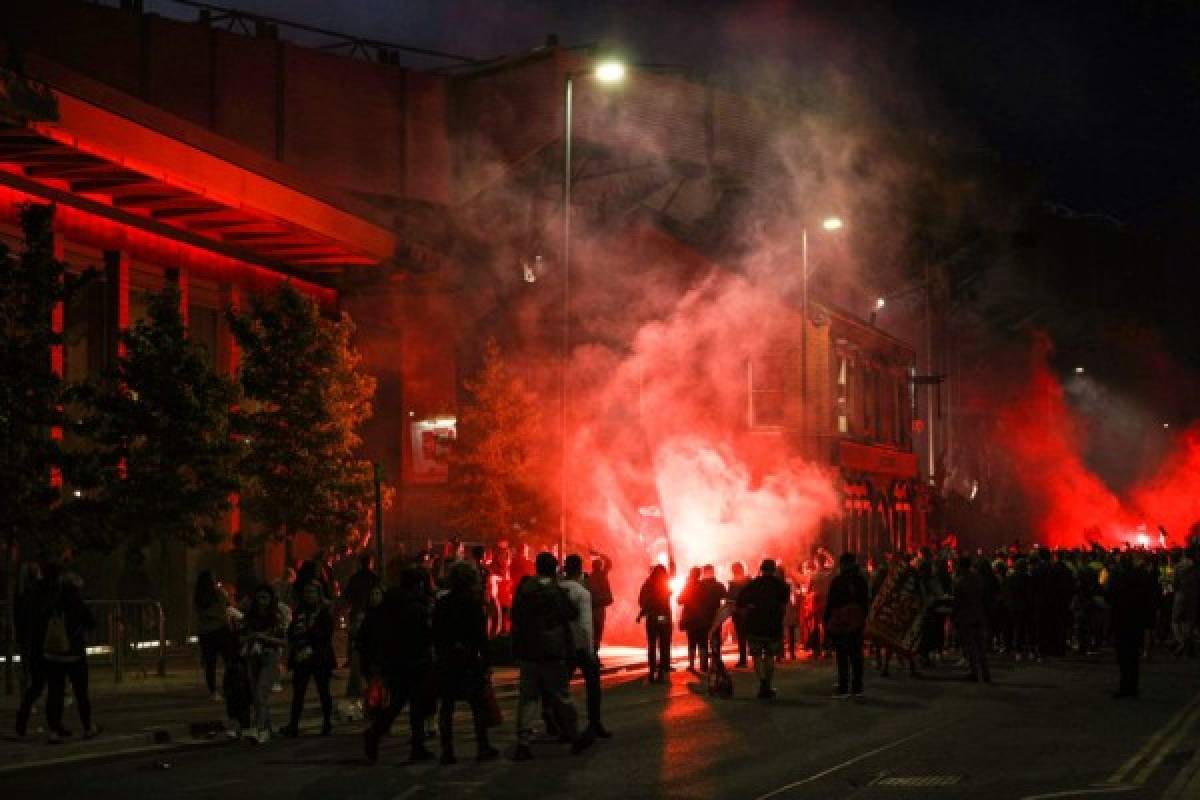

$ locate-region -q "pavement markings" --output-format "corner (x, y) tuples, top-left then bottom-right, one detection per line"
(750, 727), (934, 800)
(391, 786), (423, 800)
(1106, 690), (1200, 785)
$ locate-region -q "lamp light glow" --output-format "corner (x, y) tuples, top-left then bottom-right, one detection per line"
(821, 216), (844, 231)
(594, 61), (627, 84)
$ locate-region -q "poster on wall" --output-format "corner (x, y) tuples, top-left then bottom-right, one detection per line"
(410, 416), (455, 482)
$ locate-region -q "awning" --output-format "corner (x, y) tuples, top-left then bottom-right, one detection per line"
(0, 65), (394, 276)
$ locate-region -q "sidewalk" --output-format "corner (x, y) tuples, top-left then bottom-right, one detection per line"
(0, 644), (698, 774)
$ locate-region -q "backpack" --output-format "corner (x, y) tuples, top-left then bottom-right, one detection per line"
(43, 611), (75, 663)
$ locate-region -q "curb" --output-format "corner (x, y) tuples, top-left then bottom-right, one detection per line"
(1162, 740), (1200, 799)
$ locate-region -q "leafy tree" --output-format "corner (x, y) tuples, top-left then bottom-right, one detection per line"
(229, 284), (375, 560)
(0, 204), (91, 690)
(449, 338), (544, 541)
(85, 284), (240, 605)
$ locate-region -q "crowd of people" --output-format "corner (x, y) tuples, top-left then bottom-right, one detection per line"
(11, 536), (1199, 763)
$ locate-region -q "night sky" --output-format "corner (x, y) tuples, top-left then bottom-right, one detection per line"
(148, 0), (1200, 225)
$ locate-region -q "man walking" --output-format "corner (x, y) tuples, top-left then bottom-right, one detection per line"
(1108, 553), (1152, 699)
(736, 559), (790, 699)
(562, 554), (610, 739)
(953, 556), (992, 683)
(510, 553), (593, 760)
(728, 562), (751, 668)
(825, 552), (870, 698)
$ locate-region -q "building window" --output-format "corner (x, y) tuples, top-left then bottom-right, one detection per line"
(748, 354), (786, 428)
(410, 416), (456, 482)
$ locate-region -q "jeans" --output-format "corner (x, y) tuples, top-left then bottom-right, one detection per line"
(198, 628), (232, 694)
(569, 649), (603, 728)
(15, 657), (47, 735)
(439, 690), (490, 756)
(645, 618), (672, 679)
(249, 649), (280, 732)
(47, 658), (92, 733)
(366, 671), (426, 747)
(831, 631), (864, 694)
(289, 663), (332, 726)
(515, 660), (577, 746)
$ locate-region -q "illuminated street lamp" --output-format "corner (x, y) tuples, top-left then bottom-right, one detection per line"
(560, 58), (627, 558)
(800, 216), (844, 453)
(1075, 366), (1086, 374)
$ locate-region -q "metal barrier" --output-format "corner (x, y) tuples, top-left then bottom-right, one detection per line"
(1, 598), (166, 694)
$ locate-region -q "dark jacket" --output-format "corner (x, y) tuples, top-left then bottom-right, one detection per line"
(1108, 564), (1154, 633)
(953, 571), (989, 628)
(638, 575), (672, 621)
(286, 601), (336, 671)
(52, 581), (95, 660)
(433, 588), (490, 698)
(825, 567), (869, 633)
(342, 568), (381, 616)
(357, 587), (432, 679)
(511, 576), (576, 662)
(737, 574), (790, 639)
(693, 578), (728, 632)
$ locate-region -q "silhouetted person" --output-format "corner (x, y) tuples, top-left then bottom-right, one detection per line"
(825, 552), (870, 698)
(737, 559), (790, 699)
(953, 555), (992, 683)
(194, 569), (233, 701)
(361, 567), (435, 764)
(638, 564), (673, 683)
(589, 553), (614, 654)
(1108, 553), (1153, 699)
(280, 580), (335, 737)
(727, 562), (751, 667)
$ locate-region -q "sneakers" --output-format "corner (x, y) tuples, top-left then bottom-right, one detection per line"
(83, 724), (103, 740)
(47, 731), (63, 745)
(271, 681), (283, 694)
(851, 690), (864, 699)
(832, 690), (850, 699)
(250, 728), (271, 744)
(513, 744), (534, 762)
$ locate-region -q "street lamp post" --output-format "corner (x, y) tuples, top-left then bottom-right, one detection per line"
(800, 216), (843, 457)
(560, 59), (625, 560)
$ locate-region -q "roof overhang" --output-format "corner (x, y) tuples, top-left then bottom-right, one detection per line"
(0, 66), (395, 276)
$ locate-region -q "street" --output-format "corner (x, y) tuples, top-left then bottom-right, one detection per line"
(4, 652), (1200, 799)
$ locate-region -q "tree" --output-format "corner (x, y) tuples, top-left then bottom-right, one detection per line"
(85, 284), (240, 606)
(449, 338), (544, 541)
(229, 284), (375, 559)
(0, 204), (90, 692)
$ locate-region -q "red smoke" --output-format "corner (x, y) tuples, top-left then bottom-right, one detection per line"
(995, 335), (1200, 548)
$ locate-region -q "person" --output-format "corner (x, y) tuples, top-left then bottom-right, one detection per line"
(15, 563), (60, 739)
(694, 565), (727, 671)
(433, 562), (500, 764)
(562, 554), (610, 738)
(727, 562), (751, 667)
(361, 567), (435, 764)
(825, 552), (869, 698)
(341, 553), (381, 696)
(1108, 553), (1153, 699)
(638, 564), (673, 683)
(677, 567), (705, 672)
(589, 552), (614, 654)
(1007, 557), (1036, 661)
(13, 563), (41, 698)
(953, 555), (992, 683)
(240, 584), (288, 743)
(272, 567), (296, 610)
(194, 570), (233, 702)
(469, 545), (501, 640)
(1171, 548), (1198, 657)
(736, 559), (791, 699)
(280, 580), (336, 737)
(36, 571), (101, 743)
(810, 561), (835, 659)
(510, 552), (592, 761)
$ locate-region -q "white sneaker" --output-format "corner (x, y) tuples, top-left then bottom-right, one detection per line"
(254, 728), (270, 744)
(271, 682), (283, 694)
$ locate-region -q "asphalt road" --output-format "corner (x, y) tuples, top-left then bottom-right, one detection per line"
(5, 652), (1200, 799)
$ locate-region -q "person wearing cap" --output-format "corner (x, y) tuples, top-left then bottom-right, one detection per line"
(735, 559), (791, 699)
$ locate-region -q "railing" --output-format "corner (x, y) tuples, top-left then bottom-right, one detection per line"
(1, 598), (166, 694)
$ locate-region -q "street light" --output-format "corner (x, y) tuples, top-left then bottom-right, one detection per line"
(560, 58), (627, 559)
(800, 216), (844, 455)
(1074, 366), (1086, 374)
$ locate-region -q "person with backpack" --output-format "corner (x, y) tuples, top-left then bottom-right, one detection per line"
(432, 561), (499, 764)
(510, 552), (592, 761)
(42, 573), (100, 743)
(279, 580), (336, 738)
(194, 570), (233, 702)
(825, 552), (870, 698)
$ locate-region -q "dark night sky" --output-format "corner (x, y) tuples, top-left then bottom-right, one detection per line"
(148, 0), (1200, 225)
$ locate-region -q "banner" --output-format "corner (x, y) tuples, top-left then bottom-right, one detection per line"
(865, 566), (925, 655)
